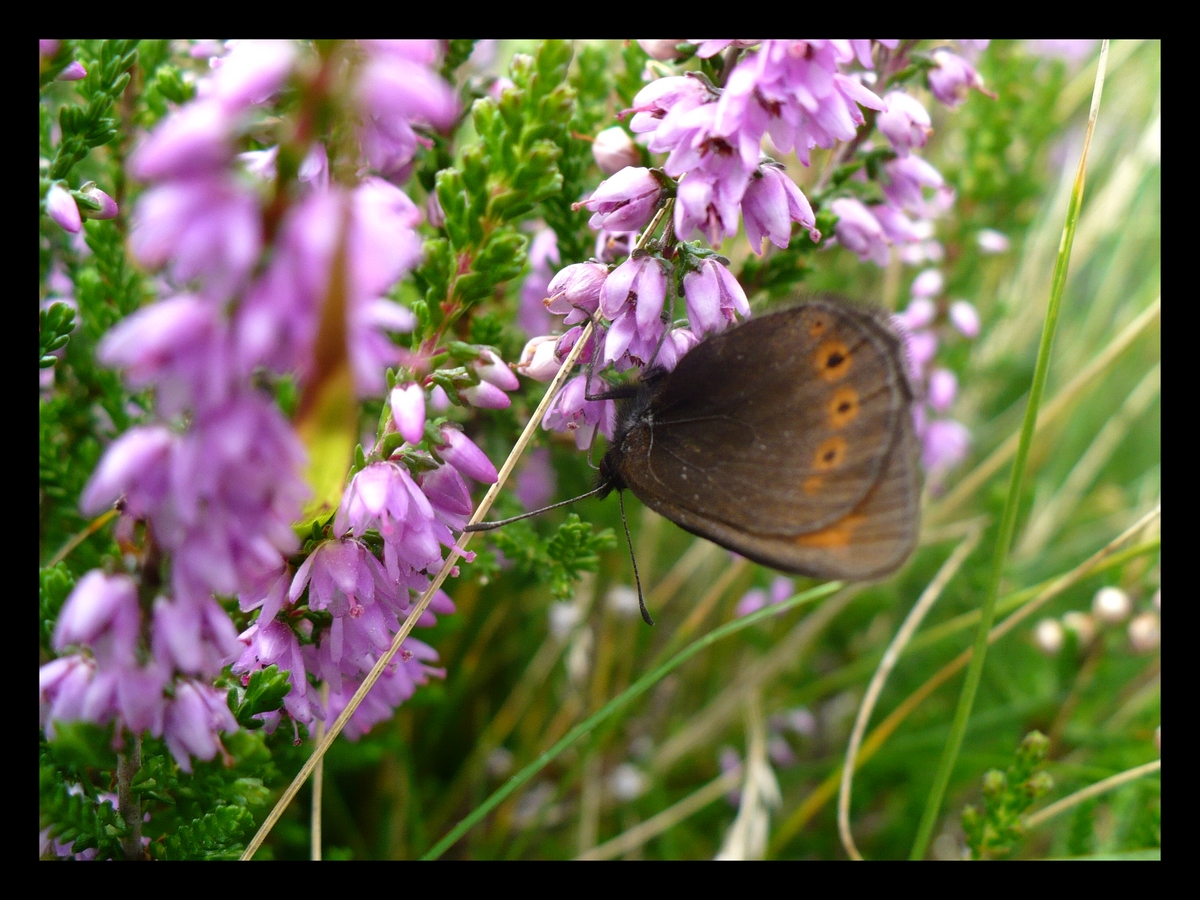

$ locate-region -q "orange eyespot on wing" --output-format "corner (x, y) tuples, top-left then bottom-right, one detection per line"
(815, 339), (852, 381)
(812, 436), (848, 471)
(794, 513), (866, 549)
(828, 386), (860, 428)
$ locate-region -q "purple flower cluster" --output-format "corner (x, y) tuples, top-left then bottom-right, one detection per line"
(529, 41), (991, 449)
(41, 41), (473, 765)
(231, 416), (496, 740)
(893, 269), (985, 489)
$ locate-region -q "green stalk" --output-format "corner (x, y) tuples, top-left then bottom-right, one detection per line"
(908, 40), (1111, 860)
(421, 581), (842, 859)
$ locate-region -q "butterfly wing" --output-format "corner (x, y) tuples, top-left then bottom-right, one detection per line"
(617, 302), (913, 537)
(625, 405), (920, 579)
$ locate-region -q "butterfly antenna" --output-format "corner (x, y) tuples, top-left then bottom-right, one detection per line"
(463, 484), (610, 531)
(619, 491), (653, 626)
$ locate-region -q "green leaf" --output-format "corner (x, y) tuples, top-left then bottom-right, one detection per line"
(231, 665), (292, 729)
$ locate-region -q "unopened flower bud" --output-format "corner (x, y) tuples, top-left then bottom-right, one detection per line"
(911, 268), (944, 298)
(1034, 618), (1064, 655)
(578, 166), (662, 234)
(516, 335), (562, 382)
(593, 127), (640, 175)
(949, 300), (981, 339)
(77, 183), (119, 220)
(608, 763), (649, 801)
(1093, 586), (1131, 624)
(1127, 611), (1160, 653)
(438, 426), (497, 483)
(976, 229), (1010, 254)
(928, 368), (958, 412)
(473, 348), (519, 391)
(390, 383), (426, 444)
(46, 183), (81, 233)
(58, 60), (87, 81)
(638, 40), (687, 61)
(928, 50), (989, 108)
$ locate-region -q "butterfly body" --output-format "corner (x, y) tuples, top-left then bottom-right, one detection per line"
(599, 300), (920, 581)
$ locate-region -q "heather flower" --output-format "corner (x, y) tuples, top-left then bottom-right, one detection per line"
(516, 335), (562, 382)
(927, 49), (988, 108)
(674, 168), (746, 246)
(593, 127), (641, 175)
(595, 228), (635, 263)
(927, 368), (958, 412)
(461, 379), (510, 409)
(515, 447), (556, 511)
(40, 654), (102, 739)
(579, 166), (662, 234)
(654, 327), (701, 371)
(719, 40), (886, 167)
(162, 679), (238, 772)
(336, 462), (435, 550)
(877, 91), (932, 155)
(79, 425), (176, 519)
(419, 464), (474, 533)
(911, 268), (944, 298)
(543, 373), (616, 450)
(905, 328), (938, 377)
(463, 348), (519, 410)
(52, 572), (141, 668)
(830, 197), (889, 266)
(519, 227), (559, 336)
(45, 183), (81, 233)
(949, 300), (981, 338)
(208, 40), (296, 110)
(129, 174), (262, 300)
(391, 383), (427, 444)
(160, 394), (307, 601)
(290, 538), (399, 619)
(554, 323), (600, 369)
(600, 255), (670, 368)
(872, 204), (924, 246)
(77, 183), (119, 220)
(151, 595), (242, 677)
(97, 294), (230, 417)
(920, 418), (970, 478)
(627, 75), (715, 139)
(736, 587), (769, 617)
(437, 427), (499, 484)
(545, 262), (608, 325)
(234, 617), (318, 723)
(882, 155), (945, 216)
(326, 639), (445, 741)
(128, 101), (239, 181)
(976, 228), (1011, 254)
(682, 257), (750, 336)
(741, 161), (820, 253)
(638, 40), (688, 62)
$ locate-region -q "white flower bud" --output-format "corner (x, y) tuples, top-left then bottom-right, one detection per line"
(608, 763), (649, 801)
(1127, 611), (1160, 653)
(1034, 618), (1065, 655)
(1093, 586), (1132, 624)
